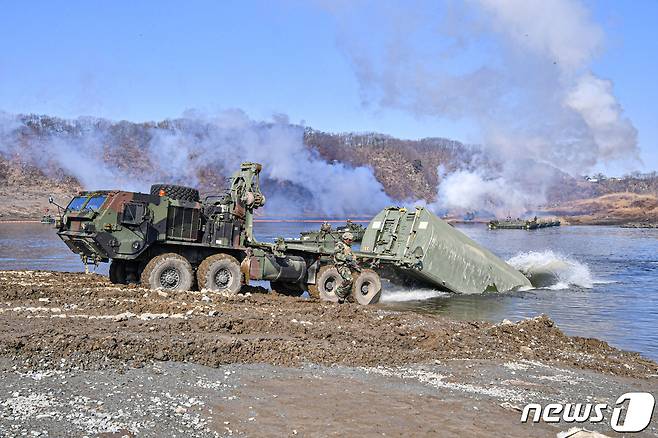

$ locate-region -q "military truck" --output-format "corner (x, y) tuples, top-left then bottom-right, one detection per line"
(52, 162), (531, 305)
(52, 163), (381, 303)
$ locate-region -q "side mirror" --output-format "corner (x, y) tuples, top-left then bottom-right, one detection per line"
(48, 196), (65, 222)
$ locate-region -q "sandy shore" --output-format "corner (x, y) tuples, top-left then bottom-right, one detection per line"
(0, 271), (656, 437)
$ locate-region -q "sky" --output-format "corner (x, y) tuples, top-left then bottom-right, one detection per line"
(0, 0), (656, 173)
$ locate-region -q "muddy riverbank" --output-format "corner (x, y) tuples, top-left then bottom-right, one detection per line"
(0, 271), (654, 376)
(0, 270), (656, 437)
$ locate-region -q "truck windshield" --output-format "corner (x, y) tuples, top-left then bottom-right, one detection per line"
(66, 196), (88, 211)
(85, 195), (107, 211)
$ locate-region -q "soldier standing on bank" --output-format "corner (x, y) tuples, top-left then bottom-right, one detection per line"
(333, 231), (358, 303)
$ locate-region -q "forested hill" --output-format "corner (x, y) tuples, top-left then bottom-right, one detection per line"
(0, 114), (655, 222)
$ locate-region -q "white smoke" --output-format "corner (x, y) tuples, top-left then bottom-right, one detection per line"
(564, 73), (638, 162)
(476, 0), (603, 71)
(325, 0), (639, 215)
(47, 132), (147, 192)
(0, 113), (147, 192)
(0, 110), (393, 216)
(0, 111), (21, 138)
(147, 110), (393, 215)
(435, 169), (532, 217)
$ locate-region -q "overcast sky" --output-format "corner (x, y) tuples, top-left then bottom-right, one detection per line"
(0, 0), (656, 173)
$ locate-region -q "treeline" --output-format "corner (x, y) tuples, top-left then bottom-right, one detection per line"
(2, 114), (656, 208)
(304, 128), (476, 201)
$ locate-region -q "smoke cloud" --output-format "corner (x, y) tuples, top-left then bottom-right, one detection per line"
(145, 110), (393, 215)
(0, 113), (149, 192)
(436, 169), (533, 217)
(327, 0), (639, 215)
(0, 110), (393, 216)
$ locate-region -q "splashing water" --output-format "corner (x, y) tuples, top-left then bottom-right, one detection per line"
(507, 250), (595, 290)
(380, 288), (449, 302)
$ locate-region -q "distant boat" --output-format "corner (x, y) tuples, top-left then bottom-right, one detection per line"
(620, 222), (658, 229)
(488, 217), (560, 230)
(40, 214), (55, 224)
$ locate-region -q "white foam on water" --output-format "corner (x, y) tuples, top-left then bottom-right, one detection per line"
(380, 288), (448, 302)
(507, 250), (596, 289)
(593, 279), (617, 285)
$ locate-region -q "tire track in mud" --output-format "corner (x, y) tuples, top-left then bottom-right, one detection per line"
(0, 270), (655, 378)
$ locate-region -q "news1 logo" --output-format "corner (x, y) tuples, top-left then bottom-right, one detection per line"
(521, 392), (655, 433)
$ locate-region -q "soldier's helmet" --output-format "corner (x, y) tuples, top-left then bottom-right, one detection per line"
(320, 222), (332, 233)
(342, 232), (354, 242)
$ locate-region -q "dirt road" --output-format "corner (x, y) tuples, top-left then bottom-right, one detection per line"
(0, 271), (656, 437)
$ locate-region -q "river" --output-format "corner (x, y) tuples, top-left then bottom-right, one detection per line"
(1, 221), (656, 360)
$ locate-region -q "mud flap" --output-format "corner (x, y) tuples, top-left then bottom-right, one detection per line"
(306, 259), (320, 285)
(240, 257), (251, 285)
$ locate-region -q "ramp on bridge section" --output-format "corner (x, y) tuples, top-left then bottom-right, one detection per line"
(359, 207), (532, 294)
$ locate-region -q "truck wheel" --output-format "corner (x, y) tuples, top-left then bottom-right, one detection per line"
(270, 281), (304, 297)
(197, 254), (242, 294)
(109, 260), (127, 284)
(352, 269), (382, 305)
(150, 184), (200, 202)
(141, 253), (194, 291)
(308, 265), (341, 302)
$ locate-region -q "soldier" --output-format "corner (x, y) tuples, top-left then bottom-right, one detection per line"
(320, 221), (332, 235)
(333, 231), (358, 303)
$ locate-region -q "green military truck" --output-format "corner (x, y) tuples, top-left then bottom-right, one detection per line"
(52, 162), (531, 305)
(52, 162), (385, 304)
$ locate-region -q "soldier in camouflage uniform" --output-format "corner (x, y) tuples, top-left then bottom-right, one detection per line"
(319, 221), (332, 237)
(333, 231), (358, 303)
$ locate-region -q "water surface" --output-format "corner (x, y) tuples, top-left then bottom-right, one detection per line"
(1, 222), (656, 360)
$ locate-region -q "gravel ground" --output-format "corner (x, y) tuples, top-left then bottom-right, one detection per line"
(0, 270), (657, 437)
(1, 359), (657, 437)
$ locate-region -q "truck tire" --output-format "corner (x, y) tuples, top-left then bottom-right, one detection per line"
(141, 253), (194, 291)
(270, 281), (304, 297)
(352, 269), (382, 305)
(197, 254), (242, 294)
(109, 260), (127, 284)
(308, 265), (341, 302)
(150, 184), (200, 202)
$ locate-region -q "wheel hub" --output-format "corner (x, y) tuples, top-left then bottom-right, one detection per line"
(160, 267), (180, 289)
(215, 268), (232, 289)
(325, 279), (335, 291)
(361, 282), (371, 295)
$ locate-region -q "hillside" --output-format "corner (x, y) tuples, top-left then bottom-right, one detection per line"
(0, 114), (482, 219)
(541, 192), (658, 225)
(0, 113), (656, 223)
(0, 159), (81, 219)
(304, 129), (476, 201)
